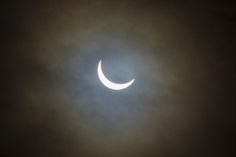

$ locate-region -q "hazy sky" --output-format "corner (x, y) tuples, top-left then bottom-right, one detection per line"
(2, 1), (236, 157)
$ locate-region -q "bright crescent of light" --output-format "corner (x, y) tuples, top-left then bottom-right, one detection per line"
(97, 60), (135, 90)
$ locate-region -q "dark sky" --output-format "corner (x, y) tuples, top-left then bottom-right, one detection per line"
(1, 1), (236, 157)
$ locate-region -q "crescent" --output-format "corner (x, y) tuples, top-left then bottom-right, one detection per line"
(97, 60), (135, 90)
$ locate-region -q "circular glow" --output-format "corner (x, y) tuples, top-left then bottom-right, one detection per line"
(97, 60), (135, 90)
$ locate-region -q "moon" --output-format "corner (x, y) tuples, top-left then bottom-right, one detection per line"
(97, 60), (135, 90)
